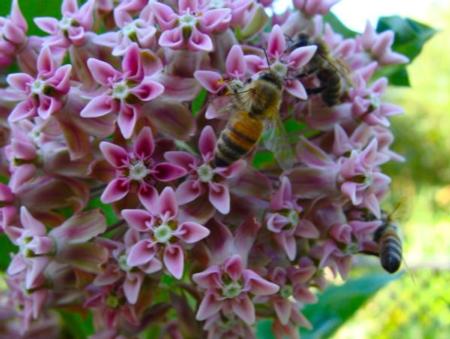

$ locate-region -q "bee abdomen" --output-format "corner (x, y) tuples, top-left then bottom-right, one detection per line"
(318, 68), (342, 106)
(379, 226), (402, 273)
(214, 117), (262, 167)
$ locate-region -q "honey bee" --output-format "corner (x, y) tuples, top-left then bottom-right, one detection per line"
(213, 71), (295, 170)
(290, 33), (352, 106)
(374, 211), (403, 273)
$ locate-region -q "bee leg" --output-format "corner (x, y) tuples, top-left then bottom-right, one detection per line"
(305, 86), (325, 95)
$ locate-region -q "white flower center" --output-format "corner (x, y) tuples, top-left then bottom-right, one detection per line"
(287, 209), (299, 227)
(153, 224), (173, 243)
(58, 16), (73, 31)
(179, 13), (197, 27)
(31, 80), (44, 95)
(222, 281), (242, 298)
(112, 81), (130, 100)
(197, 164), (214, 183)
(122, 22), (137, 38)
(280, 285), (293, 299)
(272, 62), (288, 77)
(129, 161), (149, 181)
(118, 254), (129, 271)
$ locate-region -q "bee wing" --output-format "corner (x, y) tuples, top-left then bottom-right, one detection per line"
(263, 114), (296, 171)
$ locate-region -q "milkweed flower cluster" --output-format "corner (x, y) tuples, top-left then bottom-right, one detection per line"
(0, 0), (408, 337)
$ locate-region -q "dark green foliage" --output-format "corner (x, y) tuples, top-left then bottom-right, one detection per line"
(256, 274), (397, 339)
(375, 16), (436, 86)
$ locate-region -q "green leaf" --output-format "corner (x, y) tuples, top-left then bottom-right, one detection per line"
(0, 0), (63, 36)
(86, 197), (119, 226)
(375, 65), (410, 87)
(376, 16), (437, 61)
(255, 274), (395, 339)
(0, 234), (17, 271)
(191, 89), (208, 116)
(324, 12), (358, 38)
(375, 16), (436, 87)
(252, 150), (275, 169)
(59, 310), (94, 339)
(299, 273), (399, 339)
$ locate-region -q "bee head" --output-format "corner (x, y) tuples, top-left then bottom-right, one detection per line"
(257, 71), (283, 89)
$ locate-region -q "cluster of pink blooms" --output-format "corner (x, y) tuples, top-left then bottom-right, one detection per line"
(0, 0), (408, 337)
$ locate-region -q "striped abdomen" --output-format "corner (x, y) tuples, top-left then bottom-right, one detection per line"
(375, 224), (402, 273)
(318, 67), (343, 106)
(214, 113), (263, 167)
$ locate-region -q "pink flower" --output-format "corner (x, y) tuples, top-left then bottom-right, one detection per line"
(245, 25), (317, 99)
(99, 126), (187, 207)
(152, 0), (231, 52)
(5, 207), (107, 289)
(357, 22), (409, 66)
(94, 4), (159, 57)
(293, 0), (340, 16)
(123, 187), (210, 279)
(93, 237), (145, 305)
(80, 45), (164, 138)
(338, 139), (391, 218)
(34, 0), (95, 49)
(349, 75), (404, 127)
(265, 177), (319, 260)
(0, 0), (28, 68)
(193, 254), (279, 324)
(164, 126), (245, 216)
(3, 47), (72, 122)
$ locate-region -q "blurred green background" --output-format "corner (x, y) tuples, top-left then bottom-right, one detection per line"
(329, 1), (450, 338)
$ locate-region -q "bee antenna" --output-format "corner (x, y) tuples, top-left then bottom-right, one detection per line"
(260, 47), (271, 70)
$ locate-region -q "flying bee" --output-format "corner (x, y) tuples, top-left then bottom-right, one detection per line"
(374, 211), (403, 274)
(289, 33), (352, 106)
(213, 70), (295, 170)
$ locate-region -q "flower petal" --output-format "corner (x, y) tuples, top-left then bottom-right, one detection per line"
(188, 28), (213, 52)
(138, 184), (159, 214)
(121, 209), (153, 232)
(133, 126), (155, 159)
(243, 269), (279, 295)
(164, 151), (197, 170)
(225, 44), (246, 78)
(7, 73), (33, 92)
(196, 292), (222, 321)
(158, 187), (178, 218)
(151, 2), (177, 29)
(231, 295), (255, 325)
(199, 125), (216, 161)
(99, 142), (129, 168)
(153, 162), (187, 182)
(20, 206), (46, 235)
(127, 239), (157, 267)
(176, 180), (202, 205)
(288, 45), (317, 70)
(174, 221), (210, 243)
(208, 182), (230, 214)
(117, 104), (139, 139)
(159, 28), (184, 49)
(100, 178), (130, 203)
(130, 78), (165, 101)
(193, 70), (224, 94)
(267, 25), (286, 58)
(80, 95), (114, 118)
(87, 58), (120, 86)
(285, 79), (307, 100)
(124, 272), (144, 304)
(163, 244), (184, 279)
